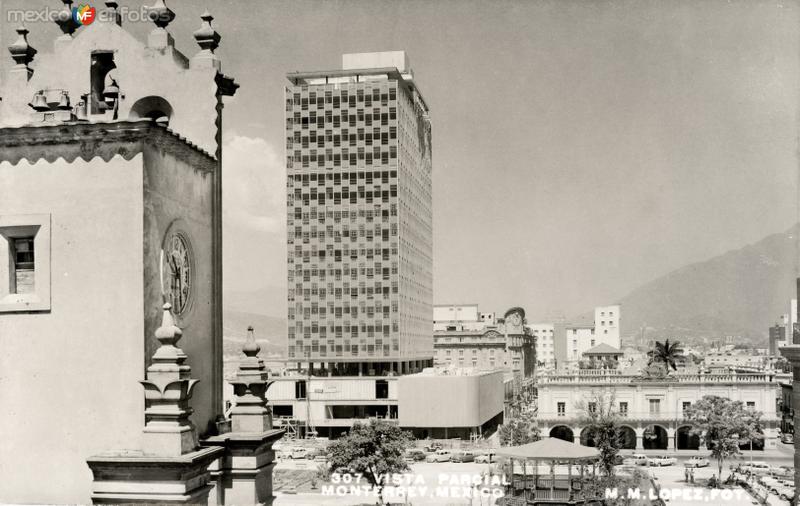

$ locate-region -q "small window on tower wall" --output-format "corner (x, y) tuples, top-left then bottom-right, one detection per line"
(0, 214), (51, 312)
(12, 237), (35, 293)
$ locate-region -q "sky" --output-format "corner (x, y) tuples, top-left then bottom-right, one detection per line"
(2, 0), (798, 320)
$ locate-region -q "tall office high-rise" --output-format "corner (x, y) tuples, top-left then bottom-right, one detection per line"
(285, 52), (433, 373)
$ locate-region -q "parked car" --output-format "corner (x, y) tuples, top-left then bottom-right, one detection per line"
(451, 451), (476, 463)
(425, 449), (452, 463)
(474, 452), (496, 464)
(685, 456), (710, 468)
(404, 449), (427, 462)
(647, 455), (677, 466)
(624, 454), (649, 466)
(740, 461), (772, 476)
(781, 432), (794, 444)
(423, 442), (443, 453)
(775, 484), (796, 501)
(772, 465), (794, 479)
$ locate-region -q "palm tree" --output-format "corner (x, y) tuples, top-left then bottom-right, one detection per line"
(647, 339), (685, 374)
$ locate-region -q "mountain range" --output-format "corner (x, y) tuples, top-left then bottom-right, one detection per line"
(616, 224), (799, 343)
(221, 225), (800, 354)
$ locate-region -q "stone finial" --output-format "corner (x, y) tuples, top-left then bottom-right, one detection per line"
(148, 0), (175, 29)
(8, 26), (36, 72)
(140, 303), (199, 456)
(146, 0), (176, 50)
(242, 325), (262, 363)
(228, 326), (273, 433)
(55, 1), (78, 38)
(193, 11), (220, 53)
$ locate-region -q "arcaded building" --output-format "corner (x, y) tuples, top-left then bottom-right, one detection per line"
(285, 51), (433, 373)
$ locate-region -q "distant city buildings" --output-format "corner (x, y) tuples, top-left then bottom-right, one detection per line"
(787, 298), (797, 345)
(767, 298), (797, 356)
(530, 304), (621, 371)
(770, 324), (786, 356)
(432, 305), (535, 378)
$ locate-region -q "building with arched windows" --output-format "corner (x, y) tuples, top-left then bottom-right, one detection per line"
(536, 371), (784, 452)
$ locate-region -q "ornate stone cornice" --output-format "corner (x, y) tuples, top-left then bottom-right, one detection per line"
(0, 119), (216, 171)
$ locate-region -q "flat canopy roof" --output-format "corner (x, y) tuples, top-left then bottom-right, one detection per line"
(495, 437), (600, 461)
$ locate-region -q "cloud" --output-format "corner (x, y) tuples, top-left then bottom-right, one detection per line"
(221, 132), (288, 294)
(222, 133), (286, 233)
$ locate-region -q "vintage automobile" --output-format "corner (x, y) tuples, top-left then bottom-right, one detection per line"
(451, 451), (476, 463)
(774, 484), (796, 501)
(623, 454), (649, 466)
(404, 449), (427, 462)
(423, 442), (444, 453)
(474, 451), (496, 464)
(685, 456), (710, 468)
(781, 432), (794, 444)
(647, 455), (677, 466)
(425, 449), (452, 463)
(740, 461), (772, 477)
(771, 465), (794, 479)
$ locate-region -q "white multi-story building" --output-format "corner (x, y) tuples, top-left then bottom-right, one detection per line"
(786, 299), (797, 346)
(544, 304), (621, 370)
(594, 305), (620, 349)
(529, 323), (555, 367)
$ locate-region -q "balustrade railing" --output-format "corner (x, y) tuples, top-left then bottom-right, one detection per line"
(538, 372), (785, 385)
(536, 410), (780, 422)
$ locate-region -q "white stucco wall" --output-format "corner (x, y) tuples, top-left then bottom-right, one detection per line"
(0, 155), (144, 503)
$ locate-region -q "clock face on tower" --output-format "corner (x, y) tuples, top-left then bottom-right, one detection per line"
(162, 232), (193, 315)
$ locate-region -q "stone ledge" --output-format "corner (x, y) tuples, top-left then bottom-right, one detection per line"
(202, 428), (286, 446)
(0, 119), (216, 170)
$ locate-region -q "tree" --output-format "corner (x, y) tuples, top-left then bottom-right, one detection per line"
(325, 420), (413, 504)
(647, 339), (685, 374)
(683, 395), (763, 484)
(498, 412), (541, 446)
(576, 392), (623, 476)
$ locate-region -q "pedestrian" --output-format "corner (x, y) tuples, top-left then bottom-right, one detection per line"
(685, 467), (689, 483)
(690, 467), (695, 484)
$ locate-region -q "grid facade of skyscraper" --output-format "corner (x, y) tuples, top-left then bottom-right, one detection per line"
(285, 58), (432, 364)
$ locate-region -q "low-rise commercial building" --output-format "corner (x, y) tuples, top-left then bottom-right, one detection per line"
(398, 369), (505, 439)
(266, 367), (507, 440)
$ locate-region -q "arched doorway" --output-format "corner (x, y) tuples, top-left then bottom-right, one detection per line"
(642, 425), (668, 450)
(580, 427), (596, 447)
(677, 426), (700, 450)
(618, 426), (637, 449)
(550, 425), (574, 442)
